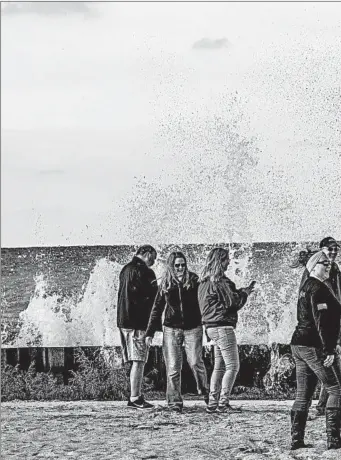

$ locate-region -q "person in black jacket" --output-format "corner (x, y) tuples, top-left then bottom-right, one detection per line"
(290, 250), (341, 450)
(145, 251), (208, 412)
(291, 236), (341, 416)
(117, 245), (158, 410)
(197, 247), (255, 414)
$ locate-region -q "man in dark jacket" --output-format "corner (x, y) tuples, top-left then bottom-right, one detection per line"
(299, 237), (341, 415)
(314, 237), (341, 415)
(290, 250), (341, 450)
(117, 245), (158, 409)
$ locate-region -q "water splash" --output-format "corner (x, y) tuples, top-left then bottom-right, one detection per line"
(2, 244), (310, 347)
(7, 258), (122, 347)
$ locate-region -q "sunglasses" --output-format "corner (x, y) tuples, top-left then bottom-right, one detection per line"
(174, 263), (186, 268)
(327, 246), (339, 252)
(316, 261), (331, 267)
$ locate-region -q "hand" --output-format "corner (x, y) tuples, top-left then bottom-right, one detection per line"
(244, 281), (257, 296)
(336, 344), (341, 355)
(324, 355), (335, 367)
(145, 336), (153, 347)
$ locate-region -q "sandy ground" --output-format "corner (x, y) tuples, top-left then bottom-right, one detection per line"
(1, 400), (340, 460)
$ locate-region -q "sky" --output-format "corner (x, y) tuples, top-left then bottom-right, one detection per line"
(2, 1), (341, 247)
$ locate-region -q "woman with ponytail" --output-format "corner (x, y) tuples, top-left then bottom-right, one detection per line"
(198, 247), (256, 413)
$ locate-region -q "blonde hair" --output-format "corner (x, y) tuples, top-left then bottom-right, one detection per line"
(159, 251), (190, 293)
(200, 247), (229, 283)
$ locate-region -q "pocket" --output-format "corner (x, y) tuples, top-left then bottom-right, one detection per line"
(206, 328), (218, 342)
(133, 330), (146, 340)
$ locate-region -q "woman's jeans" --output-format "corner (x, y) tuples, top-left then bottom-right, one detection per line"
(291, 345), (341, 412)
(317, 354), (341, 410)
(206, 326), (240, 408)
(163, 326), (208, 408)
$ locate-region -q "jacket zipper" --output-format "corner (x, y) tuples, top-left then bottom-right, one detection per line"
(178, 284), (184, 326)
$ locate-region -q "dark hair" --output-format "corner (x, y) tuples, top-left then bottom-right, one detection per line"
(160, 251), (190, 293)
(290, 247), (318, 269)
(136, 245), (157, 257)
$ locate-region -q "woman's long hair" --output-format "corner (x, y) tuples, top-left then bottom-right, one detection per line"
(200, 247), (229, 283)
(159, 251), (190, 293)
(290, 247), (318, 269)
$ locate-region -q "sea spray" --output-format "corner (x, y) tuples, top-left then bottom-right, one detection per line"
(7, 258), (122, 348)
(2, 243), (310, 348)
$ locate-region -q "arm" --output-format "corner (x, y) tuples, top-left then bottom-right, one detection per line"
(216, 279), (248, 312)
(148, 269), (158, 301)
(145, 289), (166, 338)
(310, 288), (336, 355)
(323, 283), (341, 346)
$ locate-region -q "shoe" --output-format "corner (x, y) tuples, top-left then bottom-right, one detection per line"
(290, 410), (309, 450)
(127, 396), (154, 410)
(206, 405), (217, 414)
(203, 392), (210, 406)
(169, 405), (183, 413)
(315, 406), (325, 416)
(291, 441), (313, 450)
(217, 404), (241, 413)
(326, 408), (341, 450)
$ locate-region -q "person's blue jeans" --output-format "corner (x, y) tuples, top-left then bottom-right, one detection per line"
(206, 326), (240, 408)
(317, 353), (341, 410)
(163, 326), (208, 408)
(291, 345), (341, 412)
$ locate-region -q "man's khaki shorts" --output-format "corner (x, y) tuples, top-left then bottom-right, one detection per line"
(119, 328), (150, 363)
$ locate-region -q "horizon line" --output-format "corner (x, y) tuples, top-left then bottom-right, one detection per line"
(2, 239), (335, 251)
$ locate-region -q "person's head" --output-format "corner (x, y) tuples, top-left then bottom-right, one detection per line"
(200, 247), (230, 283)
(319, 236), (340, 263)
(160, 251), (190, 292)
(290, 248), (317, 269)
(306, 250), (331, 282)
(169, 251), (188, 280)
(136, 245), (157, 267)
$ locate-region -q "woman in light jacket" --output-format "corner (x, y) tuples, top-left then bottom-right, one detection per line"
(198, 247), (255, 413)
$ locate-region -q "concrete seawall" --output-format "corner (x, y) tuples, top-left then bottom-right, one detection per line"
(1, 242), (314, 348)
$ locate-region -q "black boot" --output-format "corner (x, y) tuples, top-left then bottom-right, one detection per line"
(290, 410), (311, 450)
(326, 408), (341, 450)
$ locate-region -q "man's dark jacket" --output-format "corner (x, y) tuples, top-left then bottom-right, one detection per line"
(117, 256), (157, 330)
(299, 262), (341, 344)
(145, 272), (202, 337)
(291, 277), (341, 355)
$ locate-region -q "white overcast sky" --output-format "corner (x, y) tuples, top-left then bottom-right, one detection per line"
(2, 1), (341, 247)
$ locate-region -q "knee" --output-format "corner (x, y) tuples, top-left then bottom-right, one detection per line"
(167, 362), (181, 377)
(292, 401), (310, 412)
(232, 363), (240, 374)
(188, 355), (204, 370)
(226, 360), (240, 374)
(325, 383), (341, 397)
(213, 360), (225, 372)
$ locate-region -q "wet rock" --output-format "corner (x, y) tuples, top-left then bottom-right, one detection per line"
(263, 344), (296, 391)
(238, 345), (271, 387)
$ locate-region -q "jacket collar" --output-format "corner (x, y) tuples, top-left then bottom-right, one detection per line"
(132, 255), (147, 267)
